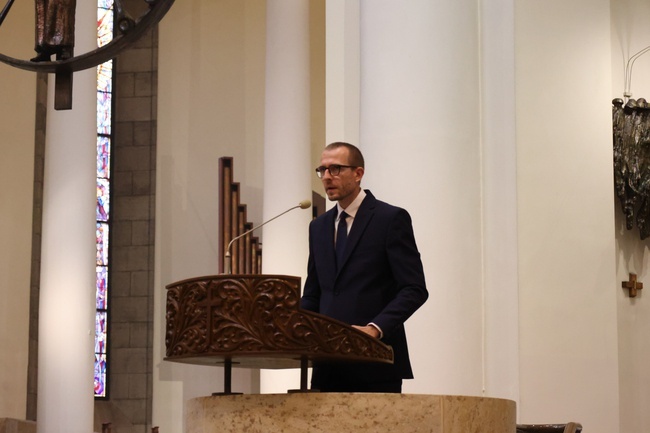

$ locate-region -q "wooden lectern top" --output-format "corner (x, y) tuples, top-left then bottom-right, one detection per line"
(164, 274), (394, 370)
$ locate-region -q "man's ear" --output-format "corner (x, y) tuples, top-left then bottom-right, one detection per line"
(354, 166), (365, 182)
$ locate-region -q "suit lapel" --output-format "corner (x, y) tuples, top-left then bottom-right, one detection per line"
(318, 207), (338, 282)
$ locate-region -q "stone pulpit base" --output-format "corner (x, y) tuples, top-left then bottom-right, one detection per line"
(186, 393), (515, 433)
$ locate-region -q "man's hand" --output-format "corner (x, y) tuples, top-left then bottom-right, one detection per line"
(352, 325), (380, 338)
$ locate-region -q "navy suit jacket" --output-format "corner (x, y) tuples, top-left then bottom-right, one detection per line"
(301, 190), (428, 382)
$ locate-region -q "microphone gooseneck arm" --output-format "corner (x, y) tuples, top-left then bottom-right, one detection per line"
(225, 200), (311, 274)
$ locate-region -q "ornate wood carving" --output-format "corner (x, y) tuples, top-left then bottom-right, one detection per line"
(165, 275), (394, 368)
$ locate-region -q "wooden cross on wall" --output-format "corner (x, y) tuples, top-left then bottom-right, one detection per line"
(622, 273), (643, 298)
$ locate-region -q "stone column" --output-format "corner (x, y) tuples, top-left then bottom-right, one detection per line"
(260, 0), (312, 393)
(479, 0), (519, 401)
(37, 2), (97, 432)
(358, 0), (489, 395)
(325, 0), (360, 144)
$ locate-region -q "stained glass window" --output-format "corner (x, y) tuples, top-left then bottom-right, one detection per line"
(95, 0), (114, 399)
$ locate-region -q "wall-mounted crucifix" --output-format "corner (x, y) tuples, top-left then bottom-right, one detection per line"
(622, 273), (643, 298)
(0, 0), (175, 110)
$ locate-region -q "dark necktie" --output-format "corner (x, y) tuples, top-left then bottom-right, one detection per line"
(335, 211), (349, 266)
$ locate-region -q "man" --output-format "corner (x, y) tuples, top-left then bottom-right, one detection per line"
(301, 142), (428, 393)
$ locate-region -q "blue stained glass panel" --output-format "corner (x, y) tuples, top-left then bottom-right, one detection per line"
(97, 178), (110, 222)
(95, 311), (107, 397)
(94, 354), (107, 398)
(96, 266), (108, 309)
(96, 0), (113, 400)
(96, 222), (109, 266)
(97, 136), (110, 179)
(95, 311), (107, 354)
(97, 91), (112, 135)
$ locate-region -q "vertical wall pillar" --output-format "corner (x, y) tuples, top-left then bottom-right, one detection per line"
(479, 0), (519, 402)
(358, 0), (486, 395)
(515, 1), (619, 430)
(37, 2), (97, 432)
(325, 0), (360, 144)
(260, 0), (313, 393)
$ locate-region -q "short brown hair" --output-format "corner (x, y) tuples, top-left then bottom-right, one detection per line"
(325, 142), (365, 168)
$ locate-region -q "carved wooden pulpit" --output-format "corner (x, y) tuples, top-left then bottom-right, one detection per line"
(165, 274), (394, 393)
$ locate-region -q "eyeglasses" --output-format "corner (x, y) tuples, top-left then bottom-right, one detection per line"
(315, 164), (356, 178)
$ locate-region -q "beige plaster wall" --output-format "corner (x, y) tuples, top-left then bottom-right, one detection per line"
(0, 0), (36, 420)
(516, 1), (620, 431)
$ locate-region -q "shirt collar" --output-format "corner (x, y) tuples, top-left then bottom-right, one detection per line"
(337, 189), (366, 220)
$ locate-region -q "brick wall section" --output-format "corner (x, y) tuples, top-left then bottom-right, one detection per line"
(99, 26), (158, 433)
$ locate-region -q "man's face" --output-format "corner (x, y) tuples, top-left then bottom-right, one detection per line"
(319, 147), (364, 208)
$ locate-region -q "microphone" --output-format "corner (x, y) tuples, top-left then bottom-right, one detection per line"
(224, 200), (311, 274)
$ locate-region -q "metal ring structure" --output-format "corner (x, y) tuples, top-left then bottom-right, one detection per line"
(0, 0), (175, 75)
